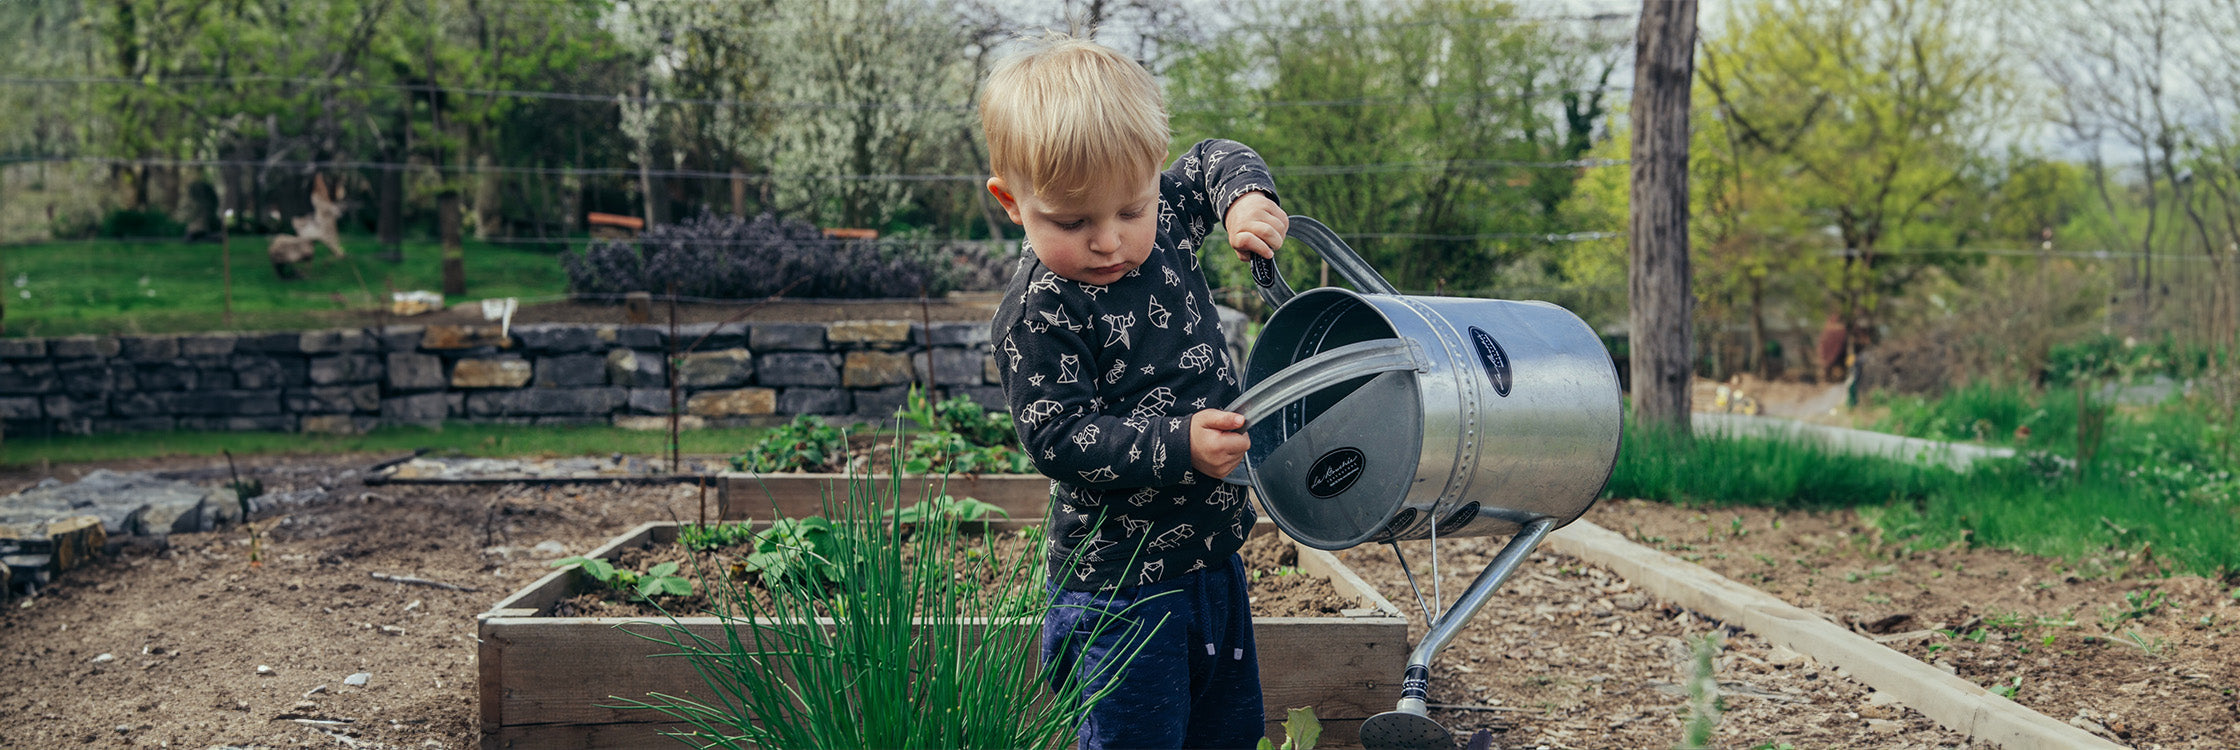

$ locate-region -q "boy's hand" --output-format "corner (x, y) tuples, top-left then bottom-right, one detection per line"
(1189, 409), (1251, 479)
(1225, 192), (1287, 261)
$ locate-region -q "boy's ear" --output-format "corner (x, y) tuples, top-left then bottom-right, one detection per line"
(987, 177), (1025, 225)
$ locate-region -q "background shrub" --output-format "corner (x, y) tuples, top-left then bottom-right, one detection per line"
(565, 211), (984, 300)
(96, 208), (185, 239)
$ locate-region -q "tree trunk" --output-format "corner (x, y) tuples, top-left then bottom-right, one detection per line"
(731, 169), (748, 218)
(377, 157), (404, 263)
(1627, 0), (1698, 434)
(439, 190), (465, 297)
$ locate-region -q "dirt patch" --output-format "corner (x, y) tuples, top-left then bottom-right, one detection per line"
(1589, 499), (2240, 748)
(545, 522), (1347, 621)
(3, 452), (2229, 748)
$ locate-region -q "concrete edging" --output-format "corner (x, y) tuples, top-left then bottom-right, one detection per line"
(1691, 413), (2017, 471)
(1543, 519), (2121, 750)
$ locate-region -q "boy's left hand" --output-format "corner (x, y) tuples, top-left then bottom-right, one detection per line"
(1225, 192), (1287, 261)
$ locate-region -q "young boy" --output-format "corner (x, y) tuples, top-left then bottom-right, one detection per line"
(981, 34), (1291, 750)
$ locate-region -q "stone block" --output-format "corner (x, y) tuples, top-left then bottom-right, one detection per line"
(447, 392), (465, 417)
(50, 335), (122, 359)
(134, 363), (196, 392)
(0, 339), (45, 358)
(452, 358), (533, 388)
(97, 416), (175, 433)
(285, 386), (377, 414)
(609, 326), (665, 350)
(0, 362), (59, 396)
(138, 492), (210, 536)
(751, 324), (826, 351)
(386, 352), (445, 392)
(308, 354), (381, 385)
(678, 348), (753, 388)
(52, 362), (105, 394)
(233, 355), (307, 390)
(120, 336), (180, 361)
(673, 322), (748, 350)
(605, 349), (665, 388)
(377, 325), (426, 352)
(178, 334), (237, 358)
(0, 361), (58, 393)
(171, 390), (282, 416)
(985, 350), (1002, 384)
(296, 329), (372, 354)
(757, 352), (840, 387)
(844, 350), (917, 388)
(41, 394), (100, 420)
(828, 320), (911, 347)
(464, 387), (624, 417)
(180, 415), (290, 431)
(929, 348), (989, 388)
(0, 396), (40, 419)
(516, 324), (602, 354)
(422, 325), (516, 351)
(778, 388), (850, 415)
(536, 354), (608, 387)
(238, 331), (307, 354)
(851, 385), (913, 421)
(381, 393), (449, 425)
(109, 392), (168, 418)
(928, 323), (989, 347)
(614, 414), (705, 431)
(627, 388), (675, 415)
(300, 414), (368, 434)
(47, 516), (104, 573)
(686, 388), (777, 417)
(195, 365), (238, 390)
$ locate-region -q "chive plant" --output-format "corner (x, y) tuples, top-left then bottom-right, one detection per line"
(618, 447), (1158, 748)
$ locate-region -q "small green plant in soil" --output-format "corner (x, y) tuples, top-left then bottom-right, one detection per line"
(885, 495), (1010, 524)
(731, 414), (849, 473)
(728, 387), (1033, 476)
(549, 556), (694, 601)
(736, 516), (852, 589)
(676, 522), (758, 552)
(1256, 706), (1322, 750)
(614, 456), (1153, 748)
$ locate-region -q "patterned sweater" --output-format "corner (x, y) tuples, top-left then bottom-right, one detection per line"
(991, 139), (1279, 591)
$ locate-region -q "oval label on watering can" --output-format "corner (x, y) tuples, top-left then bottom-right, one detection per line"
(1306, 447), (1366, 498)
(1467, 326), (1514, 397)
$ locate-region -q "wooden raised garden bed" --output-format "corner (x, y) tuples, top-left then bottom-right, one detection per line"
(717, 471), (1054, 522)
(478, 520), (1408, 749)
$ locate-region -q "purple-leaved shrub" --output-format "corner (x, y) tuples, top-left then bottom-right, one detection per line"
(564, 212), (1010, 300)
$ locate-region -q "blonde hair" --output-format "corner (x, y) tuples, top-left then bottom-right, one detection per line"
(980, 33), (1169, 200)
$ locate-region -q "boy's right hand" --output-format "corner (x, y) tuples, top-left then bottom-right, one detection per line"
(1188, 409), (1251, 479)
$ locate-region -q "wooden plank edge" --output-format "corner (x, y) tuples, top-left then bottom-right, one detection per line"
(1295, 542), (1406, 618)
(1545, 519), (2122, 750)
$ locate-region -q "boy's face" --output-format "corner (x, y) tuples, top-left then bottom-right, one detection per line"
(988, 170), (1159, 286)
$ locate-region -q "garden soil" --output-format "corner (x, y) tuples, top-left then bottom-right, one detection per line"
(0, 452), (2233, 749)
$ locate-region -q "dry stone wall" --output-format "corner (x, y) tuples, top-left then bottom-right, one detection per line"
(0, 320), (1017, 436)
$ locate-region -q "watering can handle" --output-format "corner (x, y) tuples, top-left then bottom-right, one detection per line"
(1216, 338), (1424, 485)
(1247, 216), (1400, 309)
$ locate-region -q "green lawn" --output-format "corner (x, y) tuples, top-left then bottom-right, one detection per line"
(1, 421), (773, 468)
(0, 234), (573, 337)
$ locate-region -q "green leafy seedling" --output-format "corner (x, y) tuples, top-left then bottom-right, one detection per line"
(636, 561), (693, 599)
(888, 495), (1011, 525)
(743, 516), (848, 587)
(1255, 706), (1321, 750)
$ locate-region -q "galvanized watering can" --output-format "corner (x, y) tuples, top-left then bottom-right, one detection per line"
(1219, 216), (1623, 750)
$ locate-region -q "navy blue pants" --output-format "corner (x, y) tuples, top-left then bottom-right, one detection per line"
(1042, 553), (1265, 750)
